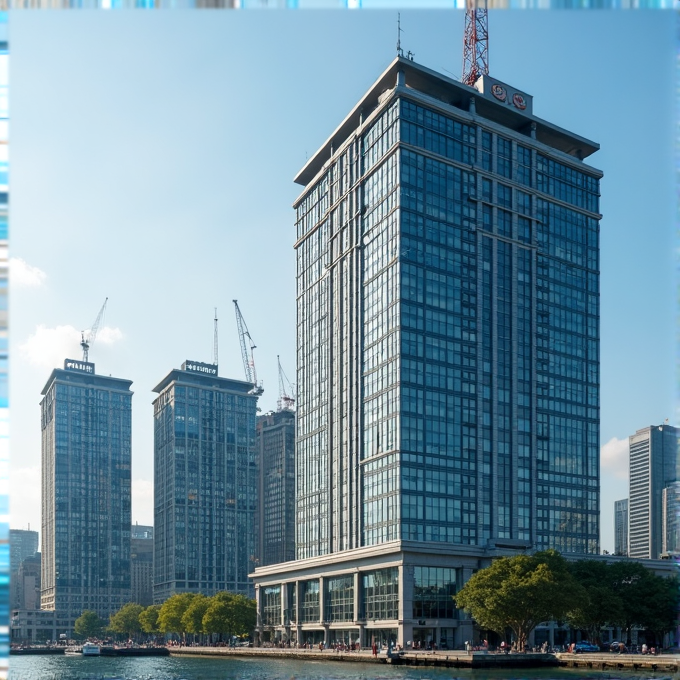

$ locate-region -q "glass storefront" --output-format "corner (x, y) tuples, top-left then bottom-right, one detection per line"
(363, 567), (398, 620)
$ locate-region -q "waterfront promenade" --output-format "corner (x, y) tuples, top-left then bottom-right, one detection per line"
(169, 646), (680, 672)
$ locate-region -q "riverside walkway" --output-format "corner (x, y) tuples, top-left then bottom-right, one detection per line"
(169, 646), (680, 671)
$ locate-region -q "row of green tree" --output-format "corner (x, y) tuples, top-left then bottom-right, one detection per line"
(75, 591), (256, 643)
(455, 550), (680, 651)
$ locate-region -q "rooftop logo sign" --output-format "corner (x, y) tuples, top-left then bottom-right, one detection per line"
(64, 359), (95, 374)
(182, 360), (218, 376)
(475, 75), (533, 116)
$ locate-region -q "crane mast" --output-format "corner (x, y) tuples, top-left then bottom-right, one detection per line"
(233, 300), (263, 395)
(277, 355), (295, 411)
(462, 0), (489, 87)
(81, 297), (108, 362)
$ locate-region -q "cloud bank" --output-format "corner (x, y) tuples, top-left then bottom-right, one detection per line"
(19, 324), (123, 369)
(10, 257), (46, 288)
(601, 436), (629, 480)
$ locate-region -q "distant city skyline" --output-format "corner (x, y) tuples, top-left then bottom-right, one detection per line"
(9, 10), (676, 553)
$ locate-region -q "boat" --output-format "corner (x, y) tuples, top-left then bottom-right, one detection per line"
(64, 645), (82, 655)
(82, 642), (101, 656)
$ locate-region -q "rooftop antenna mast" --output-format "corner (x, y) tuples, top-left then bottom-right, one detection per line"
(81, 297), (108, 362)
(213, 308), (218, 365)
(396, 12), (403, 57)
(461, 0), (489, 87)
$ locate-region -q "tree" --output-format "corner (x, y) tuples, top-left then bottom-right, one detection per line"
(182, 594), (210, 644)
(74, 610), (104, 639)
(609, 561), (680, 646)
(567, 560), (624, 644)
(455, 550), (586, 651)
(158, 593), (196, 640)
(139, 604), (162, 636)
(203, 597), (234, 640)
(202, 592), (256, 640)
(109, 603), (144, 640)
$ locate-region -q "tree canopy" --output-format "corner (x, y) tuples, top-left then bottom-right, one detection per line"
(139, 604), (162, 635)
(109, 603), (144, 639)
(158, 593), (197, 638)
(455, 550), (586, 651)
(74, 610), (104, 639)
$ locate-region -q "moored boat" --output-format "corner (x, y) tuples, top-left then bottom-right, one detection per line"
(82, 642), (101, 656)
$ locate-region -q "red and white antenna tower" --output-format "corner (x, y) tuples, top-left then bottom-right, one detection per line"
(461, 0), (489, 87)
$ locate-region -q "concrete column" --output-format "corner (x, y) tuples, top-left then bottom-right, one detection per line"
(399, 564), (411, 649)
(318, 576), (325, 626)
(353, 571), (360, 624)
(281, 582), (288, 628)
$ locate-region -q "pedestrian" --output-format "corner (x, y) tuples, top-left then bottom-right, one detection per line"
(372, 641), (377, 657)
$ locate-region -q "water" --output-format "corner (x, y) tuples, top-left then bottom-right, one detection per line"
(7, 655), (677, 680)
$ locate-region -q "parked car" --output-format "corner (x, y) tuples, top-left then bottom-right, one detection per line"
(574, 642), (599, 653)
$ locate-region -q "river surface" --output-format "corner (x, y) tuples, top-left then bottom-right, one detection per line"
(7, 655), (673, 680)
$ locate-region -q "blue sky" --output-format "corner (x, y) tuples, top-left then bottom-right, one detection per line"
(8, 9), (676, 552)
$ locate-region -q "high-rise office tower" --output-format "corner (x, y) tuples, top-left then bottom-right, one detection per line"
(16, 553), (41, 611)
(254, 55), (601, 648)
(131, 524), (154, 606)
(257, 409), (296, 567)
(628, 424), (679, 559)
(40, 359), (133, 625)
(614, 498), (628, 556)
(9, 530), (38, 610)
(152, 361), (258, 602)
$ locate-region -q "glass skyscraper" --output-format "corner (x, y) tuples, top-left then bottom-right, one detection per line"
(40, 359), (132, 627)
(152, 362), (258, 602)
(257, 409), (296, 567)
(628, 423), (679, 559)
(254, 55), (601, 649)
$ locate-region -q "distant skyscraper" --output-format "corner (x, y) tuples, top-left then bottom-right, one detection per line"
(9, 530), (38, 610)
(40, 359), (132, 626)
(254, 55), (601, 649)
(662, 481), (680, 555)
(152, 361), (258, 602)
(629, 423), (679, 559)
(614, 499), (628, 556)
(257, 409), (296, 567)
(131, 524), (153, 606)
(16, 553), (41, 611)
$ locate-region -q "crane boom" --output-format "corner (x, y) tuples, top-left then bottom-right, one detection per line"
(81, 297), (108, 362)
(233, 300), (262, 394)
(277, 355), (295, 411)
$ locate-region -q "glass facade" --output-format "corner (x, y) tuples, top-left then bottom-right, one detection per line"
(325, 575), (353, 622)
(152, 367), (258, 602)
(294, 82), (601, 557)
(257, 410), (296, 566)
(299, 579), (319, 623)
(40, 365), (132, 623)
(412, 566), (457, 620)
(362, 567), (398, 620)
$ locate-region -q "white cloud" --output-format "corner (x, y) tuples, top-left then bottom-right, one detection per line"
(10, 257), (46, 288)
(132, 478), (153, 526)
(601, 437), (629, 480)
(10, 466), (41, 535)
(19, 324), (123, 369)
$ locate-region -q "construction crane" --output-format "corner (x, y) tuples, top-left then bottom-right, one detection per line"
(277, 355), (295, 411)
(233, 300), (263, 395)
(80, 298), (108, 363)
(461, 0), (489, 87)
